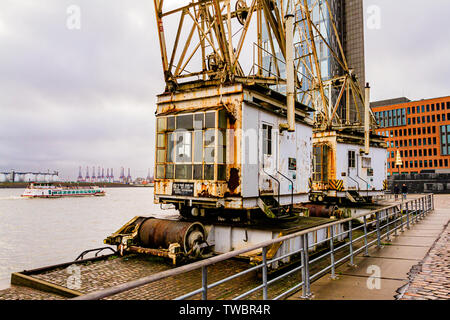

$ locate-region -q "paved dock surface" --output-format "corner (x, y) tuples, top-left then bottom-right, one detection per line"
(0, 217), (332, 300)
(0, 195), (447, 300)
(288, 194), (449, 300)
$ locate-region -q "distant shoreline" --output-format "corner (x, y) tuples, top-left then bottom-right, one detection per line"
(0, 182), (153, 189)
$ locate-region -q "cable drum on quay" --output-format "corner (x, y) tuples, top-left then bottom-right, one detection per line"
(138, 218), (207, 256)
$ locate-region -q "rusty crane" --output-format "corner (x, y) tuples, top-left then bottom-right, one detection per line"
(291, 0), (388, 203)
(104, 0), (342, 265)
(105, 0), (386, 264)
(151, 0), (315, 218)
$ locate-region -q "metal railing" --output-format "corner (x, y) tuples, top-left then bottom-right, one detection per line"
(73, 194), (434, 300)
(74, 247), (117, 261)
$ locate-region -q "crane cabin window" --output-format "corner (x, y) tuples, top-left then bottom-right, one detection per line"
(262, 124), (272, 155)
(167, 116), (175, 130)
(348, 150), (356, 168)
(175, 132), (192, 163)
(194, 114), (204, 129)
(217, 129), (226, 163)
(156, 118), (167, 179)
(193, 131), (203, 162)
(205, 112), (216, 128)
(175, 164), (192, 180)
(312, 145), (329, 182)
(155, 109), (227, 181)
(204, 129), (215, 163)
(362, 157), (371, 169)
(157, 117), (166, 132)
(176, 114), (194, 130)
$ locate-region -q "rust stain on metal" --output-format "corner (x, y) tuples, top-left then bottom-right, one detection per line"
(228, 168), (240, 192)
(312, 131), (337, 192)
(197, 183), (212, 198)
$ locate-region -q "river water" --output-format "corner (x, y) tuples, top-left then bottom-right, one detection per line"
(0, 187), (179, 289)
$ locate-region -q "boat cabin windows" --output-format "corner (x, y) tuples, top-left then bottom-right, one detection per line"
(155, 109), (227, 181)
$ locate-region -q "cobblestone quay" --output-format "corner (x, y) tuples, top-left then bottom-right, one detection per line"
(400, 220), (449, 300)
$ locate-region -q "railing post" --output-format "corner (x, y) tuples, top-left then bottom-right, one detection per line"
(386, 209), (391, 242)
(414, 199), (418, 224)
(202, 266), (208, 300)
(301, 233), (311, 299)
(363, 216), (369, 257)
(418, 197), (422, 220)
(393, 208), (401, 237)
(348, 220), (355, 266)
(376, 212), (381, 248)
(423, 196), (426, 217)
(417, 199), (420, 223)
(421, 197), (424, 218)
(262, 246), (268, 300)
(329, 226), (337, 279)
(406, 201), (410, 230)
(425, 196), (428, 214)
(423, 197), (426, 217)
(424, 196), (427, 216)
(300, 243), (306, 298)
(400, 203), (404, 232)
(393, 207), (398, 236)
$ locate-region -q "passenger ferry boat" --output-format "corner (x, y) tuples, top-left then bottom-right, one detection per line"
(21, 183), (105, 198)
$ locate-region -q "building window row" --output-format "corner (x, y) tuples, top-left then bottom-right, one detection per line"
(378, 125), (438, 137)
(375, 102), (450, 128)
(389, 148), (438, 159)
(374, 108), (406, 128)
(408, 113), (448, 125)
(407, 101), (450, 114)
(391, 158), (449, 170)
(386, 137), (437, 148)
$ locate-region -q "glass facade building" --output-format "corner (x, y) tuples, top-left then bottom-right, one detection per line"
(261, 0), (365, 122)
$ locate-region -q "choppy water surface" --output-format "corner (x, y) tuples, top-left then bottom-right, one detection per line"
(0, 187), (178, 289)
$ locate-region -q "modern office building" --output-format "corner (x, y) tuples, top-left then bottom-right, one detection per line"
(261, 0), (365, 121)
(371, 96), (450, 176)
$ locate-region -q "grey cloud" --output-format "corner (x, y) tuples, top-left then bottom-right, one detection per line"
(364, 0), (450, 101)
(1, 1), (449, 179)
(0, 0), (161, 179)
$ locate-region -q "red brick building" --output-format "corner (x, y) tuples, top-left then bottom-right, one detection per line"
(371, 96), (450, 176)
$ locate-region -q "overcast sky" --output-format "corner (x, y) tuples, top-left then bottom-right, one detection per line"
(0, 0), (449, 180)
